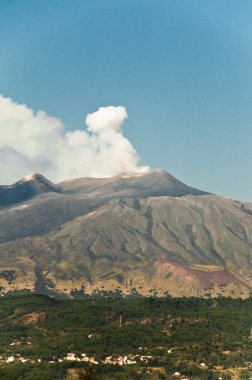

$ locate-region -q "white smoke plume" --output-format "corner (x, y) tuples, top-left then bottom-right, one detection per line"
(0, 96), (149, 184)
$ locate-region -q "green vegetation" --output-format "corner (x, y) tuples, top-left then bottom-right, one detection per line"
(0, 294), (251, 379)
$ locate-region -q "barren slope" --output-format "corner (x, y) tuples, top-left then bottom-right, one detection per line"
(0, 170), (251, 298)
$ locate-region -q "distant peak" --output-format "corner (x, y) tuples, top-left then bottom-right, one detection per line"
(17, 173), (61, 193)
(20, 173), (50, 184)
(22, 173), (40, 182)
(0, 173), (61, 207)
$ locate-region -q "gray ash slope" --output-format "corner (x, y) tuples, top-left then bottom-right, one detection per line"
(59, 169), (207, 198)
(0, 170), (251, 298)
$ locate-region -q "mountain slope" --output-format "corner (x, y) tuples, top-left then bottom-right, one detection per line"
(0, 170), (251, 298)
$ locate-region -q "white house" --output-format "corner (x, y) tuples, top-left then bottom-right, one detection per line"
(6, 356), (15, 363)
(65, 353), (77, 361)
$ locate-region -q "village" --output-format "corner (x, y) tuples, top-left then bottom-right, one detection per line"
(1, 337), (251, 378)
(1, 346), (156, 366)
(0, 344), (228, 380)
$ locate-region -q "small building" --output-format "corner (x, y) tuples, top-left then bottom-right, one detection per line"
(6, 356), (15, 363)
(65, 353), (77, 361)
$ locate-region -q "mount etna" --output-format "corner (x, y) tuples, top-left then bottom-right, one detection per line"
(0, 170), (251, 298)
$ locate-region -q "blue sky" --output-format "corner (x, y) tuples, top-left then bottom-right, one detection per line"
(0, 0), (252, 200)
